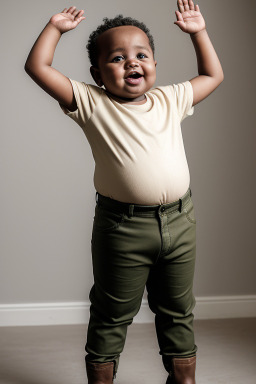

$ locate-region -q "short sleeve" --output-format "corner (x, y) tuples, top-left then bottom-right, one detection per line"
(59, 79), (102, 128)
(172, 81), (194, 122)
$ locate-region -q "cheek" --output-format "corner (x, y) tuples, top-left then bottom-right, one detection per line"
(103, 68), (122, 83)
(145, 62), (156, 74)
(147, 67), (156, 81)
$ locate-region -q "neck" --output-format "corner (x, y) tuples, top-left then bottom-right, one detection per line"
(105, 91), (147, 104)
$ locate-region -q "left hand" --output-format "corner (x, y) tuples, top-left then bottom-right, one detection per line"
(174, 0), (206, 34)
(49, 6), (86, 34)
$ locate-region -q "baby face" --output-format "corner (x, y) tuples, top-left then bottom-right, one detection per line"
(90, 25), (157, 103)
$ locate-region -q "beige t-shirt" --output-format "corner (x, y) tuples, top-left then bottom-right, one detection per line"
(60, 79), (194, 204)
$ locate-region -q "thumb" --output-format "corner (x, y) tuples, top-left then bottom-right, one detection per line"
(77, 16), (86, 23)
(174, 21), (186, 30)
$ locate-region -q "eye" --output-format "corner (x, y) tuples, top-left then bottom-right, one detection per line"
(111, 55), (124, 63)
(137, 53), (147, 59)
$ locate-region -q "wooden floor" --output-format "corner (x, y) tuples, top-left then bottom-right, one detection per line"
(0, 318), (256, 383)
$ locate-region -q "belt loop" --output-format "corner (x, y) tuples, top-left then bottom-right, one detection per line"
(179, 198), (183, 213)
(128, 204), (134, 218)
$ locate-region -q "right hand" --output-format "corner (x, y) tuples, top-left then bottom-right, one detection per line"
(49, 6), (85, 34)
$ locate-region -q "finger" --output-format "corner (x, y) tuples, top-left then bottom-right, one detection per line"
(174, 20), (186, 31)
(62, 8), (68, 13)
(195, 4), (200, 12)
(183, 0), (190, 12)
(177, 0), (185, 13)
(175, 10), (184, 22)
(66, 6), (77, 14)
(70, 6), (79, 15)
(189, 0), (195, 11)
(75, 10), (85, 19)
(73, 9), (82, 18)
(77, 16), (86, 24)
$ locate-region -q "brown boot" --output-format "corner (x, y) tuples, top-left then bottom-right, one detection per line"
(166, 356), (196, 384)
(86, 361), (115, 384)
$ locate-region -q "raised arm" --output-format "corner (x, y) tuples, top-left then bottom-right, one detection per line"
(24, 6), (85, 112)
(174, 0), (224, 106)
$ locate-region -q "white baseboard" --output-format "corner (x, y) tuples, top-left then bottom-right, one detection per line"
(0, 295), (255, 327)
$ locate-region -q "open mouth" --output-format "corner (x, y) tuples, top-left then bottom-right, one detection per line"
(127, 73), (142, 79)
(125, 72), (143, 85)
(126, 72), (143, 79)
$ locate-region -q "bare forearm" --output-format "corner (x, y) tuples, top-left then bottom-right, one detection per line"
(190, 29), (224, 81)
(25, 22), (61, 71)
(174, 1), (224, 105)
(24, 7), (85, 111)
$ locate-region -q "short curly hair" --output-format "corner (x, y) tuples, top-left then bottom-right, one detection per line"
(86, 15), (155, 67)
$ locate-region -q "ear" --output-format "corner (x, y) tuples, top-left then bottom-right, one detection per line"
(90, 66), (104, 87)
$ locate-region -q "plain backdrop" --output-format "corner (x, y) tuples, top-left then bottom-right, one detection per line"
(1, 0), (256, 306)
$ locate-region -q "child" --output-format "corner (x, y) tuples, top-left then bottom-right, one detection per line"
(25, 1), (224, 383)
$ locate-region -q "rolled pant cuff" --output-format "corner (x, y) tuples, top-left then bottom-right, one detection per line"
(85, 354), (119, 377)
(162, 348), (197, 373)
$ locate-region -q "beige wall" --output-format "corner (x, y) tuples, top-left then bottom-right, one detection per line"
(1, 0), (256, 305)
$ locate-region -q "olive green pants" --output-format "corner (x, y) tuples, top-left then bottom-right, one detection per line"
(85, 187), (197, 377)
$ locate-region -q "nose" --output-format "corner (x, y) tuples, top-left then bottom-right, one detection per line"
(125, 58), (139, 68)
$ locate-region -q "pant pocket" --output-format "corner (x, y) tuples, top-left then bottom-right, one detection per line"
(183, 198), (196, 224)
(93, 205), (125, 233)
